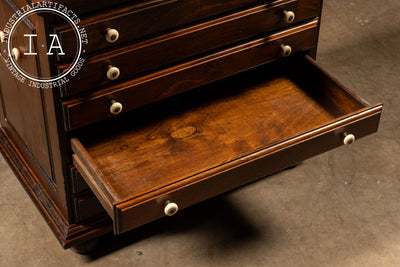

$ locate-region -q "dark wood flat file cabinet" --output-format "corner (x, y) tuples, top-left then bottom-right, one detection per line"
(0, 0), (382, 251)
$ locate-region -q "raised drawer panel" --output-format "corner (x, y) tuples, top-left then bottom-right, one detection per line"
(55, 0), (268, 60)
(60, 0), (321, 96)
(63, 19), (319, 130)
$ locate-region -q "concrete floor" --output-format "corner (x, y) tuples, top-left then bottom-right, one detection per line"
(1, 0), (399, 266)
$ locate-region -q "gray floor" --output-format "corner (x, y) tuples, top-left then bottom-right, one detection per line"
(1, 0), (399, 266)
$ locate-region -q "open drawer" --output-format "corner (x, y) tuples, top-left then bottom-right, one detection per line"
(71, 55), (382, 234)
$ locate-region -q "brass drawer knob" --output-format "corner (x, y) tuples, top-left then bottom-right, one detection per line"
(105, 28), (119, 43)
(110, 101), (123, 115)
(0, 31), (5, 43)
(107, 66), (120, 80)
(11, 48), (21, 61)
(283, 10), (296, 24)
(343, 133), (356, 145)
(164, 202), (179, 216)
(281, 45), (292, 57)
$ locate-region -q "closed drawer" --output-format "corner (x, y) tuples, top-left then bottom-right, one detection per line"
(69, 166), (106, 222)
(69, 165), (90, 194)
(59, 0), (321, 96)
(72, 193), (106, 223)
(55, 0), (269, 61)
(62, 19), (319, 131)
(71, 55), (382, 234)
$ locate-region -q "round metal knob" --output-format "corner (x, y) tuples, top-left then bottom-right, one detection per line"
(164, 202), (179, 216)
(281, 45), (292, 57)
(11, 48), (20, 61)
(105, 28), (119, 43)
(110, 101), (123, 115)
(343, 133), (356, 145)
(107, 66), (120, 80)
(0, 31), (5, 43)
(283, 10), (296, 24)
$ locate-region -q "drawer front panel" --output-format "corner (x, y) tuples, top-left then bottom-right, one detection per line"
(55, 0), (269, 60)
(63, 20), (319, 131)
(72, 194), (106, 223)
(60, 0), (321, 96)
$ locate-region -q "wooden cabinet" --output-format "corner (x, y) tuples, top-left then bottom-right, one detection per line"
(0, 0), (382, 250)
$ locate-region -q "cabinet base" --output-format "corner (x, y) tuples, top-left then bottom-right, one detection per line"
(0, 127), (112, 248)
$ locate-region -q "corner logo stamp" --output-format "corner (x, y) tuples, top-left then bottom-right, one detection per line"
(1, 1), (88, 88)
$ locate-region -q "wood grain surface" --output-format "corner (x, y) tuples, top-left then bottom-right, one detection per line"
(71, 56), (382, 233)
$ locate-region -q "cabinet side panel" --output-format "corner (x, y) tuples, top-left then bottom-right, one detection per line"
(0, 0), (70, 220)
(0, 0), (54, 183)
(0, 65), (55, 184)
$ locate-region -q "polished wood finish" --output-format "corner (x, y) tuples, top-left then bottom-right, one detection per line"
(63, 20), (319, 130)
(0, 2), (53, 179)
(0, 0), (382, 250)
(71, 56), (382, 234)
(59, 0), (321, 96)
